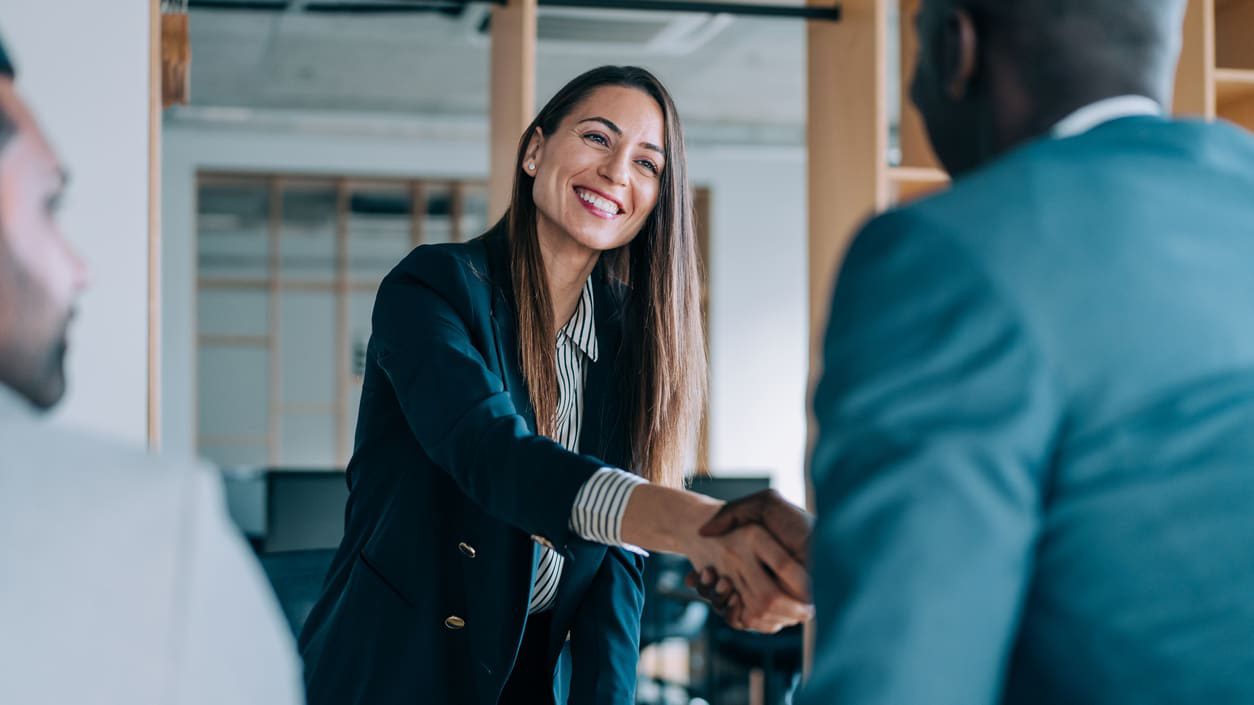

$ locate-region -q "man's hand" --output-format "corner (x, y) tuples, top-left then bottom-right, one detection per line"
(682, 523), (813, 633)
(616, 484), (813, 633)
(700, 489), (813, 563)
(686, 490), (815, 629)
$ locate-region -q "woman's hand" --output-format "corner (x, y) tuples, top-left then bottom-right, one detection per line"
(685, 566), (735, 614)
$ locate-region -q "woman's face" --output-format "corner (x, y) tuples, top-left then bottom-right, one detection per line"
(527, 85), (666, 255)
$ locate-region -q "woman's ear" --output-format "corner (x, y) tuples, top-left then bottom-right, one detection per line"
(523, 126), (545, 175)
(944, 8), (979, 101)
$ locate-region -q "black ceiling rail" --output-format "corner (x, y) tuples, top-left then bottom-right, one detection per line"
(187, 0), (842, 21)
(537, 0), (839, 21)
(189, 1), (288, 9)
(187, 0), (474, 12)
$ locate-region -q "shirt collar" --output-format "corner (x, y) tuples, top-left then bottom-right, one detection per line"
(557, 276), (598, 363)
(1051, 95), (1163, 139)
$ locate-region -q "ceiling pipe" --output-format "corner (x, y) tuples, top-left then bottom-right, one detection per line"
(187, 0), (842, 21)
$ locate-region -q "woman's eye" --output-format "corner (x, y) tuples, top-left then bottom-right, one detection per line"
(584, 132), (609, 146)
(637, 160), (659, 174)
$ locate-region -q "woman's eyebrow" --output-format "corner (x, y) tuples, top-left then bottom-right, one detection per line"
(577, 116), (664, 156)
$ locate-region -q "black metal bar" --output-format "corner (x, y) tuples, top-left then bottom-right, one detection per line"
(187, 0), (489, 11)
(303, 2), (475, 12)
(189, 0), (288, 9)
(189, 0), (841, 20)
(539, 0), (839, 21)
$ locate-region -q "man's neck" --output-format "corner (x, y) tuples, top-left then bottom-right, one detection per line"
(990, 72), (1165, 155)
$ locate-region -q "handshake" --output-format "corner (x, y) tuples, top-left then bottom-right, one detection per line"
(683, 490), (815, 634)
(623, 485), (814, 633)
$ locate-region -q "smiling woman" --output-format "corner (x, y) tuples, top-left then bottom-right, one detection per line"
(296, 65), (711, 705)
(507, 67), (702, 492)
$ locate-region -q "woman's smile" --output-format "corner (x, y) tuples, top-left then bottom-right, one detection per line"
(573, 186), (623, 219)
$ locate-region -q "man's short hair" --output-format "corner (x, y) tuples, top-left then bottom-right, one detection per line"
(961, 0), (1185, 102)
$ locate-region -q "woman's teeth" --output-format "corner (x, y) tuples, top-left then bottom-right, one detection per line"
(577, 188), (620, 215)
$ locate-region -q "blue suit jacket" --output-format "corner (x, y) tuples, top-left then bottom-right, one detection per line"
(298, 224), (645, 705)
(803, 117), (1254, 705)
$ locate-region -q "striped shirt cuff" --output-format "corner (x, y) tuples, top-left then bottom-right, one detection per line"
(570, 468), (649, 556)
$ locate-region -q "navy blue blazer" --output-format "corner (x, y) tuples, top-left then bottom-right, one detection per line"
(802, 117), (1254, 705)
(299, 223), (645, 705)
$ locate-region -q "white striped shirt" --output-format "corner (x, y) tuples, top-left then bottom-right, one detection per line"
(528, 277), (648, 614)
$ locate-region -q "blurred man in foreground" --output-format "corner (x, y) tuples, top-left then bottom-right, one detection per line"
(0, 36), (303, 705)
(801, 1), (1254, 703)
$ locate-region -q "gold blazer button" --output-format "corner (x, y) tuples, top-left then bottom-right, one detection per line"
(445, 615), (466, 630)
(458, 542), (477, 558)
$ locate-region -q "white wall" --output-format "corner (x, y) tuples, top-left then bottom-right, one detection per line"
(163, 121), (809, 504)
(3, 4), (153, 445)
(700, 149), (808, 506)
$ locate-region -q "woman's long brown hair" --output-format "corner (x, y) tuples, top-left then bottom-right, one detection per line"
(503, 65), (705, 490)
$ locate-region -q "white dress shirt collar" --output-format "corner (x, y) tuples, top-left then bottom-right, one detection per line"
(1051, 95), (1163, 139)
(557, 276), (598, 363)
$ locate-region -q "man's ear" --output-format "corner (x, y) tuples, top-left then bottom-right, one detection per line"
(523, 126), (545, 174)
(944, 8), (979, 100)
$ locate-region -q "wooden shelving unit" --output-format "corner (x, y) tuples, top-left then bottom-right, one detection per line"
(806, 0), (948, 373)
(889, 165), (949, 203)
(1215, 68), (1254, 107)
(1177, 0), (1254, 131)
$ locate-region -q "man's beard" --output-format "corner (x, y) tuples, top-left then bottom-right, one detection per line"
(33, 313), (72, 408)
(16, 309), (73, 410)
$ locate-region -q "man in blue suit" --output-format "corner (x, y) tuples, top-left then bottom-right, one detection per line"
(799, 0), (1254, 702)
(704, 0), (1254, 701)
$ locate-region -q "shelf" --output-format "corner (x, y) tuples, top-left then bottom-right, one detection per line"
(1216, 68), (1254, 132)
(1216, 0), (1254, 72)
(1216, 68), (1254, 108)
(890, 166), (949, 183)
(889, 166), (950, 203)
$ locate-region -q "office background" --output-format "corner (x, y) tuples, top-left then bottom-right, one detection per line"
(3, 0), (1251, 702)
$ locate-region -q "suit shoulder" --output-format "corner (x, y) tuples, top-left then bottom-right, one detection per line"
(865, 137), (1073, 267)
(389, 239), (490, 286)
(0, 423), (224, 553)
(380, 239), (494, 305)
(2, 421), (205, 491)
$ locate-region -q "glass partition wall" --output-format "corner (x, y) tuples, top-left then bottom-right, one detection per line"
(195, 173), (489, 469)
